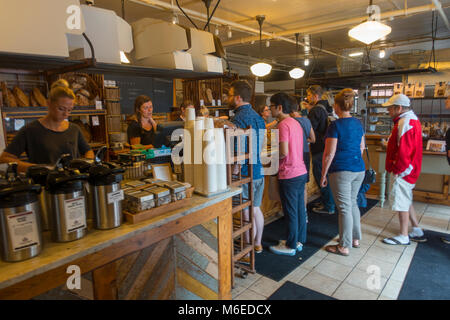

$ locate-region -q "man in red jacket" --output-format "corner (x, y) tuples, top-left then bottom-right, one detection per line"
(382, 94), (426, 245)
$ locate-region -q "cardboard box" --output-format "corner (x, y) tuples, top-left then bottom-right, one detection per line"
(67, 5), (133, 64)
(134, 51), (193, 70)
(0, 0), (85, 57)
(434, 82), (448, 98)
(132, 18), (189, 59)
(191, 54), (223, 73)
(187, 28), (216, 55)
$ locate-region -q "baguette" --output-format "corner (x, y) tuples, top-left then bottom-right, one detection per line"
(30, 93), (39, 107)
(1, 83), (17, 107)
(13, 87), (30, 107)
(32, 88), (48, 107)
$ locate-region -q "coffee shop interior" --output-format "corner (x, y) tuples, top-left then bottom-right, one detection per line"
(0, 0), (449, 301)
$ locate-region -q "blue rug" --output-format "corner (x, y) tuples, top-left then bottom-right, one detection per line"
(255, 198), (378, 282)
(268, 281), (336, 300)
(398, 230), (450, 300)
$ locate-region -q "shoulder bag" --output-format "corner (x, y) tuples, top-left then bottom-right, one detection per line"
(363, 145), (377, 184)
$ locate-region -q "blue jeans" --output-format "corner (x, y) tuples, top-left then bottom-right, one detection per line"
(278, 174), (308, 249)
(312, 152), (336, 212)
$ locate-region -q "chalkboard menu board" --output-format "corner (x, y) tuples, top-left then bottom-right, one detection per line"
(104, 74), (173, 115)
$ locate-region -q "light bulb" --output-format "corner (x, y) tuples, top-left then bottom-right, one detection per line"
(379, 49), (386, 58)
(214, 25), (219, 36)
(348, 20), (392, 45)
(251, 40), (255, 44)
(250, 62), (272, 77)
(227, 26), (232, 38)
(266, 40), (270, 47)
(289, 67), (305, 79)
(304, 59), (310, 66)
(172, 14), (179, 24)
(349, 52), (364, 57)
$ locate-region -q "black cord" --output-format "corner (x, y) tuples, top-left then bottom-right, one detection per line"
(176, 0), (198, 29)
(204, 0), (221, 31)
(122, 0), (125, 19)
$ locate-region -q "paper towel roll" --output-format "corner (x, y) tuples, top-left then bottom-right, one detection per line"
(215, 128), (227, 192)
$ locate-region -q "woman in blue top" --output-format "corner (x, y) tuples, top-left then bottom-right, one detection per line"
(320, 89), (365, 256)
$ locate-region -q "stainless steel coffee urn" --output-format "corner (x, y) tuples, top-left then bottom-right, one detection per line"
(47, 157), (89, 243)
(26, 166), (51, 231)
(68, 159), (95, 223)
(89, 162), (125, 230)
(0, 163), (43, 262)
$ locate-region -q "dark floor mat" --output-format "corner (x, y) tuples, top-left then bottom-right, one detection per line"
(268, 281), (336, 300)
(398, 230), (450, 300)
(255, 198), (378, 282)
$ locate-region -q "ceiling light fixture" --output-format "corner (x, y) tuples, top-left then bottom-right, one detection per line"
(266, 40), (270, 47)
(289, 33), (305, 79)
(349, 52), (364, 57)
(227, 26), (232, 38)
(214, 25), (219, 36)
(172, 13), (179, 24)
(379, 49), (386, 58)
(348, 0), (392, 44)
(250, 15), (272, 77)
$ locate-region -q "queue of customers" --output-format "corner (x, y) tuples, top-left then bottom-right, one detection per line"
(226, 80), (426, 258)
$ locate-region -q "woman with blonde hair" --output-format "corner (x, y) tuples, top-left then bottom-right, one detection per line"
(0, 79), (94, 172)
(320, 88), (365, 256)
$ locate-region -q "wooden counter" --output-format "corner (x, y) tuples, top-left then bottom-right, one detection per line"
(0, 188), (241, 300)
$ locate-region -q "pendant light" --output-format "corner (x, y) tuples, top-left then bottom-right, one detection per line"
(348, 0), (391, 45)
(289, 33), (305, 79)
(250, 15), (272, 77)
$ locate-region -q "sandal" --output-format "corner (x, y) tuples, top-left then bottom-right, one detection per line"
(336, 239), (360, 248)
(325, 244), (349, 256)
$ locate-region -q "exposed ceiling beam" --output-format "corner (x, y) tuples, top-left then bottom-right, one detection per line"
(129, 0), (362, 64)
(431, 0), (450, 31)
(222, 3), (442, 47)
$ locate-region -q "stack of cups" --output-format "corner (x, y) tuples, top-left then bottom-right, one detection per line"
(203, 118), (218, 194)
(193, 117), (205, 194)
(183, 108), (196, 186)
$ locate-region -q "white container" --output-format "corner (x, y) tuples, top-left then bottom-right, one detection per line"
(203, 118), (218, 194)
(215, 128), (228, 192)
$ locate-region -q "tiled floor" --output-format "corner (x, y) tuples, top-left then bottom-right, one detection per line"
(232, 197), (450, 300)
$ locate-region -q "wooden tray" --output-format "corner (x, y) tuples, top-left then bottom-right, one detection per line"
(123, 186), (195, 224)
(124, 198), (191, 224)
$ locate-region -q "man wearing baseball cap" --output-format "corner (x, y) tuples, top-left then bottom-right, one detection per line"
(382, 94), (426, 245)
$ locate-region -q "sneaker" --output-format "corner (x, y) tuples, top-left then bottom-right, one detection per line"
(312, 206), (335, 215)
(270, 243), (296, 256)
(441, 237), (450, 244)
(279, 240), (303, 252)
(255, 245), (263, 253)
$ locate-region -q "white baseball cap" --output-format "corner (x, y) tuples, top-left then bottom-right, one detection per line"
(382, 94), (411, 107)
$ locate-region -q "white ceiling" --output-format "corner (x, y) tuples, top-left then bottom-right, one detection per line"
(92, 0), (450, 78)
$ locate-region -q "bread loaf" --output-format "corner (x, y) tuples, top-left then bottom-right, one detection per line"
(76, 93), (89, 106)
(30, 93), (39, 107)
(1, 83), (17, 107)
(13, 87), (30, 107)
(32, 88), (48, 107)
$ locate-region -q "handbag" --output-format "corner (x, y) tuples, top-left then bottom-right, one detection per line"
(363, 145), (377, 184)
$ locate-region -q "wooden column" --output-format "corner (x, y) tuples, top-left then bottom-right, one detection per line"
(92, 262), (118, 300)
(217, 203), (232, 300)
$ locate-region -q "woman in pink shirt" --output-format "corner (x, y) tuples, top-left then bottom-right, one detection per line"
(269, 93), (308, 256)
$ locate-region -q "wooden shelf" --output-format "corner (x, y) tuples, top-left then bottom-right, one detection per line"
(1, 106), (106, 118)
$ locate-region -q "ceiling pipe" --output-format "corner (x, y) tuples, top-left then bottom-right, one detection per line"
(129, 0), (361, 64)
(222, 3), (442, 47)
(431, 0), (450, 31)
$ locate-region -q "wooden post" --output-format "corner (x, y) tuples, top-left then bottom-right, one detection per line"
(92, 262), (118, 300)
(217, 200), (232, 300)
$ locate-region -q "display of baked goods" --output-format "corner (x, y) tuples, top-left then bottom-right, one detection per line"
(32, 88), (48, 107)
(60, 73), (102, 106)
(1, 82), (17, 107)
(13, 86), (30, 107)
(30, 93), (39, 107)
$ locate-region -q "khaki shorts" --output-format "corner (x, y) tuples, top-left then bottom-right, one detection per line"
(389, 176), (415, 212)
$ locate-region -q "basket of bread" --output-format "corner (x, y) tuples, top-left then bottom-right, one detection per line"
(1, 82), (48, 107)
(59, 73), (102, 106)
